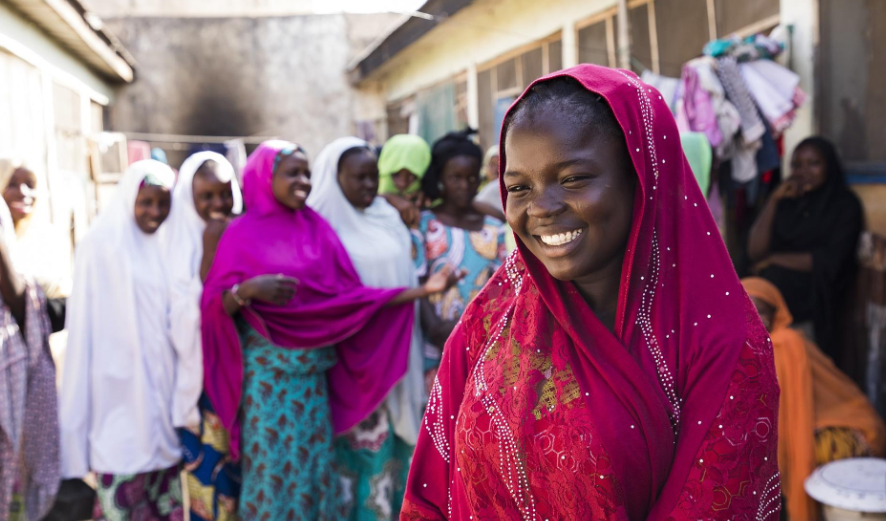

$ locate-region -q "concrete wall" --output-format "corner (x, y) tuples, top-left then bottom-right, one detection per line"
(779, 0), (817, 171)
(86, 0), (312, 18)
(102, 12), (399, 159)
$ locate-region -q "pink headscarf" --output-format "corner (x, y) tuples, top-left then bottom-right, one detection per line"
(200, 140), (414, 459)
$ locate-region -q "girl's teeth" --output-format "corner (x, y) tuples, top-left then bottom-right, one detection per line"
(540, 229), (582, 246)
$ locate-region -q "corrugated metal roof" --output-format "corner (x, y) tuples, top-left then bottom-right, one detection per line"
(4, 0), (135, 82)
(349, 0), (476, 83)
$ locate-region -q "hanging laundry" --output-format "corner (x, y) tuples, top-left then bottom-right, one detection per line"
(714, 99), (742, 160)
(731, 137), (762, 184)
(716, 57), (766, 144)
(677, 66), (720, 145)
(756, 121), (781, 174)
(740, 59), (807, 133)
(641, 70), (681, 113)
(126, 140), (151, 165)
(703, 33), (784, 61)
(680, 131), (713, 194)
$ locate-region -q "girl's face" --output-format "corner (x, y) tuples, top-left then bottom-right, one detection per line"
(272, 151), (311, 211)
(4, 167), (37, 224)
(134, 184), (172, 234)
(192, 161), (235, 222)
(392, 168), (417, 194)
(504, 112), (635, 284)
(440, 155), (481, 209)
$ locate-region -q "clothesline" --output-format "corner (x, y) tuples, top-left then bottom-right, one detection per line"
(123, 132), (276, 145)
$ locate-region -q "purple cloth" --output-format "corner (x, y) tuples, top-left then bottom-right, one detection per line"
(0, 284), (59, 520)
(201, 140), (414, 460)
(680, 65), (722, 147)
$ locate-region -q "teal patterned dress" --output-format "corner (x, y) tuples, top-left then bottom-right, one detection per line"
(238, 322), (346, 520)
(334, 408), (412, 520)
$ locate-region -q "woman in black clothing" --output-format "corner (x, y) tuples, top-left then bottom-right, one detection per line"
(748, 136), (863, 361)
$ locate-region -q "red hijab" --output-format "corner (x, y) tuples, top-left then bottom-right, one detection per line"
(497, 65), (756, 518)
(402, 65), (776, 521)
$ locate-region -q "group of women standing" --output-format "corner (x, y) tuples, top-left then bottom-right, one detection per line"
(54, 119), (505, 519)
(9, 62), (883, 521)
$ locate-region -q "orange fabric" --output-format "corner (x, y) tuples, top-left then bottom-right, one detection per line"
(742, 277), (886, 521)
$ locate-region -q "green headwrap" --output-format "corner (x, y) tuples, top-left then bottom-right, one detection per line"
(377, 134), (432, 195)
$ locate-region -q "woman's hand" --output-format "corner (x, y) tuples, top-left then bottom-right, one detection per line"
(773, 179), (801, 200)
(240, 274), (300, 306)
(423, 265), (467, 295)
(382, 193), (420, 228)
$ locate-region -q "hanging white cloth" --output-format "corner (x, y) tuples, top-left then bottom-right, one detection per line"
(59, 160), (181, 477)
(740, 59), (805, 133)
(307, 137), (425, 445)
(161, 152), (241, 429)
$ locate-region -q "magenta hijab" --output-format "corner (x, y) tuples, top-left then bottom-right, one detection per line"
(498, 66), (755, 518)
(200, 140), (414, 459)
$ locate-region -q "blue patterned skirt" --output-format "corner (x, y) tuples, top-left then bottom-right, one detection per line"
(238, 323), (347, 520)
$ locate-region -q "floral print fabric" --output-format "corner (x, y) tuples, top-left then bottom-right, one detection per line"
(334, 408), (411, 521)
(412, 211), (507, 369)
(180, 395), (241, 521)
(238, 322), (346, 520)
(92, 465), (184, 521)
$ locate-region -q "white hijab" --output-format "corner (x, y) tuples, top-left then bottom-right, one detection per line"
(60, 160), (181, 477)
(307, 137), (425, 444)
(162, 152), (241, 428)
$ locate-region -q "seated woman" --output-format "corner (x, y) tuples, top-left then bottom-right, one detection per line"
(162, 151), (242, 521)
(412, 130), (508, 382)
(743, 277), (886, 521)
(402, 65), (781, 520)
(200, 141), (458, 520)
(748, 137), (863, 360)
(377, 134), (432, 228)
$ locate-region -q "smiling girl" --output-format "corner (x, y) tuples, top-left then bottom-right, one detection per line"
(402, 65), (781, 521)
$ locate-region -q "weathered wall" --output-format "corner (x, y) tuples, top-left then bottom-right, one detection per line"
(85, 0), (312, 18)
(102, 12), (398, 159)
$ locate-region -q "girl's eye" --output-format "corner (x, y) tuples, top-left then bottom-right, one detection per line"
(506, 185), (527, 193)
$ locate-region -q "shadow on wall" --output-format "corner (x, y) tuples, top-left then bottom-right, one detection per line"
(103, 14), (370, 155)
